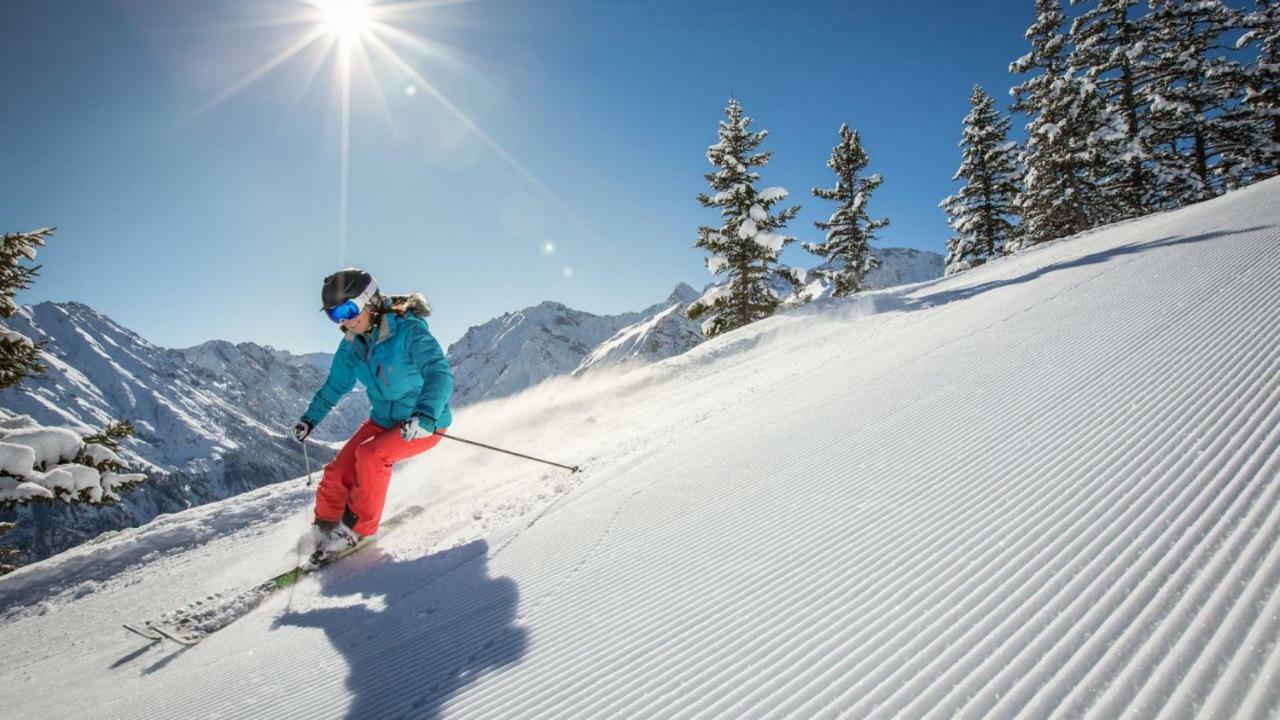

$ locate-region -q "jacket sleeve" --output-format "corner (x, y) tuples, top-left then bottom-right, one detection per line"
(303, 346), (356, 427)
(405, 319), (454, 425)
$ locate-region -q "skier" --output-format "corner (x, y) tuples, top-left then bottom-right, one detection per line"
(293, 268), (454, 560)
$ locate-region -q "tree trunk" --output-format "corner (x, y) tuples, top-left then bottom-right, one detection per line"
(1194, 126), (1209, 197)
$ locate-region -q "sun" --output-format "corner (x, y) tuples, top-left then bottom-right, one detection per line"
(316, 0), (372, 41)
(199, 0), (593, 257)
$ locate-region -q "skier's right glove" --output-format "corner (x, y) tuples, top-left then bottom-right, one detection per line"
(293, 418), (314, 442)
(400, 415), (436, 441)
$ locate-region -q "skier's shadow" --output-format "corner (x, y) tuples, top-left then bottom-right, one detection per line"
(275, 539), (527, 720)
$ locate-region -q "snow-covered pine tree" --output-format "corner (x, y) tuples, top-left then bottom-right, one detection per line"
(0, 229), (51, 390)
(940, 86), (1021, 275)
(1145, 0), (1253, 203)
(0, 228), (144, 572)
(77, 420), (137, 473)
(1235, 0), (1280, 180)
(805, 124), (887, 296)
(1069, 0), (1159, 215)
(688, 98), (800, 337)
(1009, 0), (1121, 251)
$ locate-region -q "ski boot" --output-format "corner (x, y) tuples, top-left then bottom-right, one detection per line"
(310, 522), (363, 565)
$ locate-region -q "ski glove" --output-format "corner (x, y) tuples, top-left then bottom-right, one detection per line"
(293, 419), (314, 442)
(401, 415), (436, 441)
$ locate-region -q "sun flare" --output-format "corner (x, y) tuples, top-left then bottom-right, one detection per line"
(200, 0), (591, 257)
(316, 0), (373, 41)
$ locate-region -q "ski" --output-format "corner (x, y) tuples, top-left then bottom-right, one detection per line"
(123, 505), (426, 646)
(122, 622), (163, 642)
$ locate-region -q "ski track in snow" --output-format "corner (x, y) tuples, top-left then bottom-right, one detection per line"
(1, 180), (1279, 719)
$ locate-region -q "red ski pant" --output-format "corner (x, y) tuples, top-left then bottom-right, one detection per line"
(314, 419), (445, 536)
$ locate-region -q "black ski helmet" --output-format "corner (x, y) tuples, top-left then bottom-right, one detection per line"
(320, 268), (378, 310)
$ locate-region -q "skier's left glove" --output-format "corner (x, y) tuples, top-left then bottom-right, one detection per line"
(400, 415), (436, 441)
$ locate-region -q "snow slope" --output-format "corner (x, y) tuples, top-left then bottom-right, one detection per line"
(1, 178), (1277, 719)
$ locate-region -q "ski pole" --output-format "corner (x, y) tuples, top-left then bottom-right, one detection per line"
(302, 439), (315, 487)
(433, 431), (581, 474)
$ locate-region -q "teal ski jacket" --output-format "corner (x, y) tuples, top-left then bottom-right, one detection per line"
(303, 302), (454, 431)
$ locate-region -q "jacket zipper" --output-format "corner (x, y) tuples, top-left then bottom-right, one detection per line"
(358, 335), (385, 394)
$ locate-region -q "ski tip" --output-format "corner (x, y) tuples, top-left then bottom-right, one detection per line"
(122, 623), (162, 642)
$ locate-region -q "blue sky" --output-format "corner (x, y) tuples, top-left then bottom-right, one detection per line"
(5, 0), (1041, 353)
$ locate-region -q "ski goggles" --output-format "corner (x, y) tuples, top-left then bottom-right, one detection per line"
(324, 281), (379, 324)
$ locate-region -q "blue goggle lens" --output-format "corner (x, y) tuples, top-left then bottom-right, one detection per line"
(325, 300), (361, 324)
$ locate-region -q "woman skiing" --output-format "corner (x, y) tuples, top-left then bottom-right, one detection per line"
(293, 268), (453, 560)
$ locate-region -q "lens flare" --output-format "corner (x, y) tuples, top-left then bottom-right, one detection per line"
(198, 0), (593, 258)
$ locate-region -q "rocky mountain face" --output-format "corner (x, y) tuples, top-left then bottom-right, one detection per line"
(446, 283), (707, 406)
(864, 247), (947, 289)
(0, 302), (368, 563)
(574, 283), (705, 375)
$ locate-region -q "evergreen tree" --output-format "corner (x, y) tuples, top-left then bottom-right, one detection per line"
(1235, 0), (1280, 180)
(0, 229), (52, 390)
(806, 124), (887, 296)
(940, 86), (1022, 275)
(1009, 0), (1120, 251)
(1069, 0), (1159, 215)
(0, 229), (142, 573)
(1145, 0), (1253, 204)
(1011, 0), (1073, 115)
(689, 98), (800, 337)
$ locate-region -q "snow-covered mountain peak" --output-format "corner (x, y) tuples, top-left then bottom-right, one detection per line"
(665, 282), (700, 305)
(574, 285), (707, 375)
(446, 284), (716, 406)
(23, 300), (158, 357)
